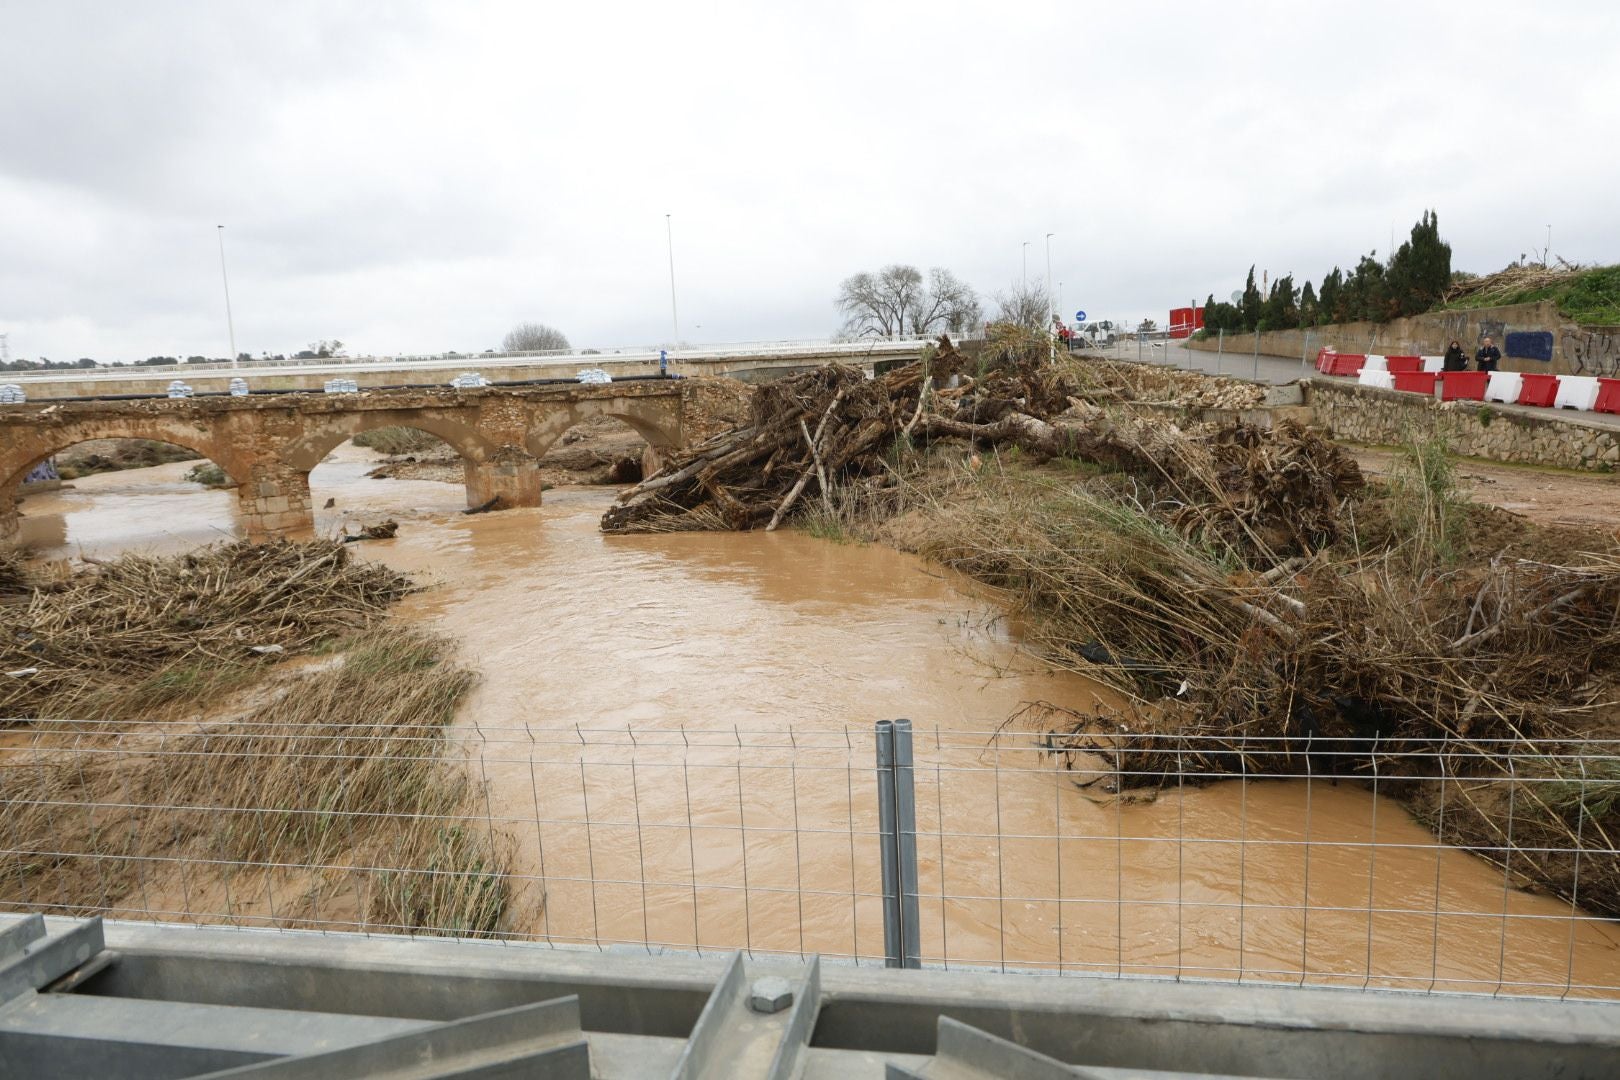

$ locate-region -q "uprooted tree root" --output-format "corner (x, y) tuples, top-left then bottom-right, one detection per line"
(1, 626), (516, 937)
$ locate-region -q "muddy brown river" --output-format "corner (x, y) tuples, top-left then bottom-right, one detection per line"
(17, 447), (1620, 997)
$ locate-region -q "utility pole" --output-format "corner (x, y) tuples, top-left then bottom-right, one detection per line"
(665, 214), (680, 346)
(217, 226), (238, 369)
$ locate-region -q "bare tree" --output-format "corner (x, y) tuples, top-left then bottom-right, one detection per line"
(501, 322), (571, 353)
(836, 265), (982, 338)
(992, 282), (1051, 332)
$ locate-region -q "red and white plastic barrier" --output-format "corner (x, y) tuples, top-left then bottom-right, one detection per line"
(1554, 375), (1600, 411)
(1484, 372), (1523, 404)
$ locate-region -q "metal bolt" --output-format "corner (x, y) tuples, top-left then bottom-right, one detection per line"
(748, 976), (793, 1014)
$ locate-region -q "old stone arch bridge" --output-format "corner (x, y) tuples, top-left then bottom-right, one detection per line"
(1, 381), (699, 542)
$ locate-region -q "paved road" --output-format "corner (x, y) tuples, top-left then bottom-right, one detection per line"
(1079, 338), (1620, 431)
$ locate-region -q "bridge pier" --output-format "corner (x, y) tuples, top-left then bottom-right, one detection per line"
(238, 464), (314, 538)
(464, 447), (544, 510)
(0, 494), (18, 546)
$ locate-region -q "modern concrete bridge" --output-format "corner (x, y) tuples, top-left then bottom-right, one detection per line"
(1, 380), (695, 541)
(0, 338), (929, 401)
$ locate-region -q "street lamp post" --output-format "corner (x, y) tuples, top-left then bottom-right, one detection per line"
(665, 214), (680, 347)
(216, 225), (238, 370)
(1044, 233), (1055, 320)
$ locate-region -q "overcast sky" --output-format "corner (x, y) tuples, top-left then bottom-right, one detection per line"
(3, 1), (1616, 362)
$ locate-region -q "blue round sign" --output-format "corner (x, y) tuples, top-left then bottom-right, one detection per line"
(1074, 310), (1087, 322)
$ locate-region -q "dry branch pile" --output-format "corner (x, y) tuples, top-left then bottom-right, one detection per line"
(1441, 261), (1584, 307)
(603, 334), (1360, 554)
(2, 540), (413, 721)
(1073, 363), (1269, 411)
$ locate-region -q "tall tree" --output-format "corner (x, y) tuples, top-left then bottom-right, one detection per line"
(1261, 274), (1299, 330)
(1239, 266), (1263, 332)
(1401, 209), (1451, 315)
(1317, 267), (1343, 324)
(502, 322), (570, 352)
(1299, 280), (1318, 326)
(992, 281), (1051, 332)
(837, 265), (982, 337)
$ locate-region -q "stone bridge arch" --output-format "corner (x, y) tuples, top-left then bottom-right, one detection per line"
(525, 396), (683, 476)
(1, 419), (245, 496)
(0, 417), (248, 543)
(280, 410), (500, 473)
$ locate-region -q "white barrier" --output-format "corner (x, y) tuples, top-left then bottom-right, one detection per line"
(1361, 355), (1388, 373)
(1358, 369), (1396, 390)
(1555, 375), (1600, 411)
(1485, 371), (1523, 404)
(1422, 356), (1445, 374)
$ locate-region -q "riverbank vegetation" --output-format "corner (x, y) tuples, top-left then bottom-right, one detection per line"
(0, 541), (514, 935)
(603, 331), (1620, 917)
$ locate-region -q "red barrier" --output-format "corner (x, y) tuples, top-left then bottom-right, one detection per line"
(1596, 378), (1620, 415)
(1392, 371), (1440, 395)
(1315, 347), (1336, 373)
(1385, 356), (1422, 374)
(1325, 353), (1366, 376)
(1440, 371), (1489, 401)
(1517, 373), (1560, 407)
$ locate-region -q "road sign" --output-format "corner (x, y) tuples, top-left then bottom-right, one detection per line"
(1074, 310), (1087, 322)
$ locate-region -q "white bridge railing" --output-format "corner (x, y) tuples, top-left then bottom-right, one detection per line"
(4, 335), (956, 384)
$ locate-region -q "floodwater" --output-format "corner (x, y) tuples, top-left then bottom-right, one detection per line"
(16, 446), (1620, 996)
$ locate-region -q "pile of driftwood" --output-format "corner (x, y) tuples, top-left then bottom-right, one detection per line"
(603, 335), (1363, 552)
(2, 540), (414, 721)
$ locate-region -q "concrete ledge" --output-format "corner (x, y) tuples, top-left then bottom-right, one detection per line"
(1303, 378), (1620, 469)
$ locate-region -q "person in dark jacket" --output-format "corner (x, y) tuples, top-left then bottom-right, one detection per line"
(1442, 340), (1469, 371)
(1475, 336), (1502, 373)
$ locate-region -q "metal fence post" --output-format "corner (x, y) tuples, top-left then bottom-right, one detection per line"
(875, 719), (920, 969)
(1252, 329), (1260, 381)
(1301, 331), (1311, 375)
(1217, 328), (1224, 375)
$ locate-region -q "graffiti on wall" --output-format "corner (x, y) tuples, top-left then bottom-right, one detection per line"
(1505, 331), (1554, 362)
(1563, 328), (1620, 377)
(1478, 319), (1506, 343)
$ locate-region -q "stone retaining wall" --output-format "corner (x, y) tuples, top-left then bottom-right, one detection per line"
(1303, 379), (1620, 470)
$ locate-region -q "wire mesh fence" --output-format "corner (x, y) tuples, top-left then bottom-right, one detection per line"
(3, 718), (1617, 999)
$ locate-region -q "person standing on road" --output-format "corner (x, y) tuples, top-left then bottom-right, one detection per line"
(1475, 336), (1502, 373)
(1442, 340), (1469, 371)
